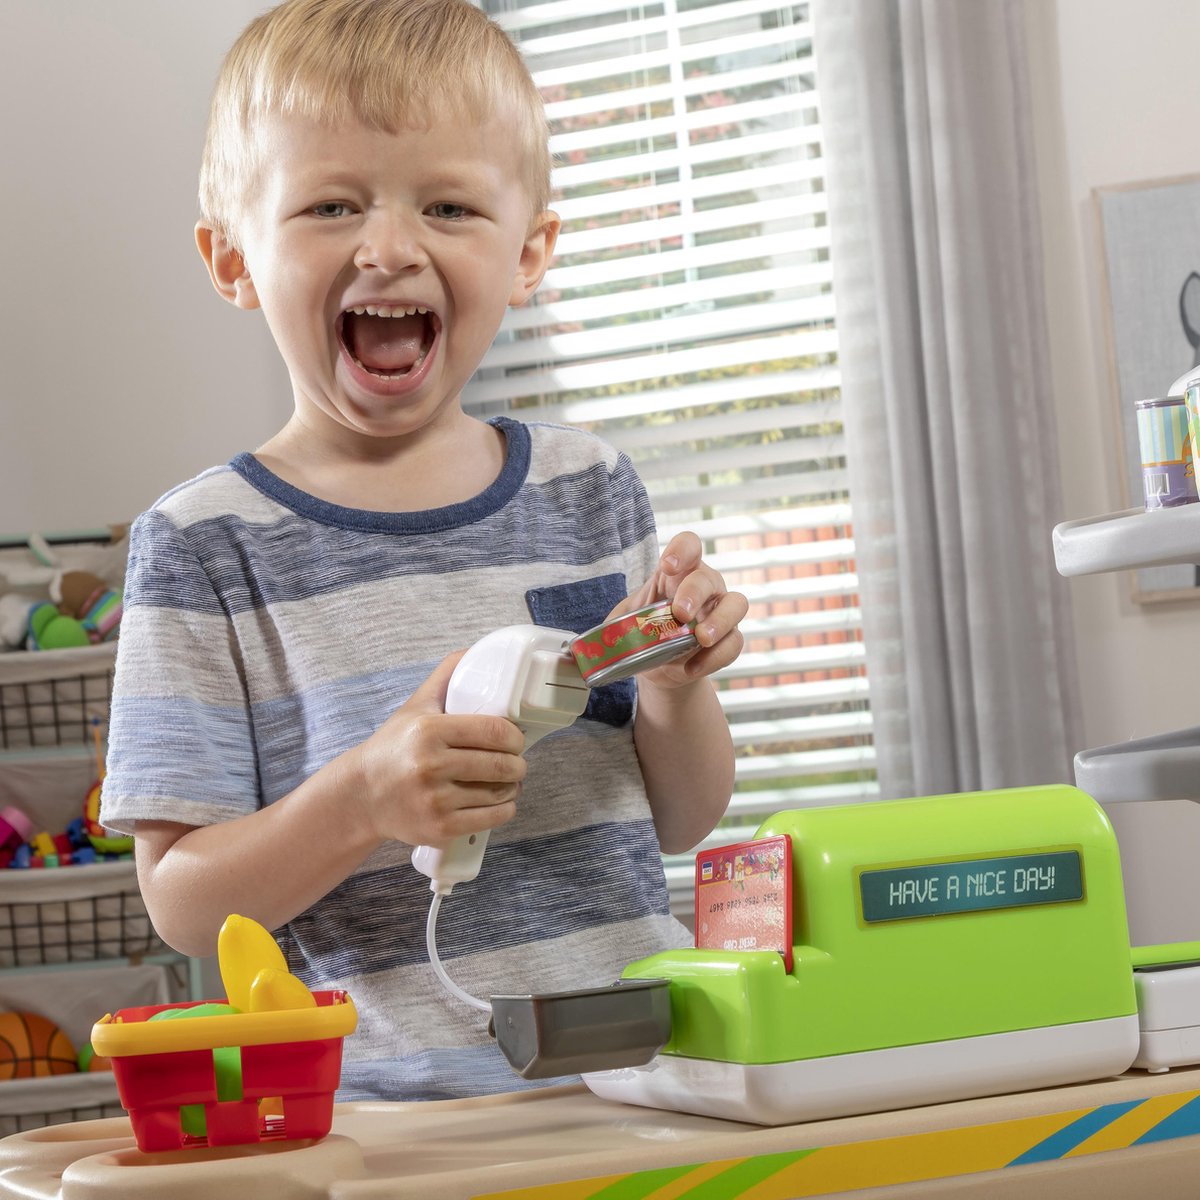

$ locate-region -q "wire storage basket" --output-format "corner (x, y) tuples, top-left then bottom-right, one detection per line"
(0, 862), (168, 968)
(0, 738), (161, 967)
(0, 645), (116, 752)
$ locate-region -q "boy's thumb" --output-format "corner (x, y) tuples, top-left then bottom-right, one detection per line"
(409, 650), (467, 711)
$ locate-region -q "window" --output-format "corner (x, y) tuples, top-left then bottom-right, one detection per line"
(470, 0), (877, 915)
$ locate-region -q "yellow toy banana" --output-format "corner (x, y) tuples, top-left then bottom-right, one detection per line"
(248, 967), (317, 1012)
(217, 913), (289, 1012)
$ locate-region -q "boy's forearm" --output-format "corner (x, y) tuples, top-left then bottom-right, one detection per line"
(136, 751), (381, 958)
(634, 679), (734, 855)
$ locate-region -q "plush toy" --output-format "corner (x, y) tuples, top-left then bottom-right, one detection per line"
(0, 538), (125, 652)
(52, 571), (122, 644)
(12, 570), (123, 651)
(0, 595), (33, 651)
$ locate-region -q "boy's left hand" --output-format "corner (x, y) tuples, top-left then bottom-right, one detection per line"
(609, 531), (747, 689)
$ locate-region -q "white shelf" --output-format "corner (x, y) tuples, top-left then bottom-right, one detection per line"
(1074, 727), (1200, 806)
(1052, 504), (1200, 576)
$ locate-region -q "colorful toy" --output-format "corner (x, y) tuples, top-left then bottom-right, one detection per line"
(3, 769), (124, 871)
(2, 723), (132, 872)
(0, 1011), (78, 1078)
(82, 719), (133, 855)
(148, 1004), (244, 1137)
(0, 806), (34, 854)
(1, 564), (123, 652)
(587, 786), (1144, 1125)
(26, 602), (90, 650)
(218, 913), (289, 1010)
(91, 914), (356, 1151)
(53, 570), (122, 643)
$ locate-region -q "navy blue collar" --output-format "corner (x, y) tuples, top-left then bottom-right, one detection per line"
(230, 416), (530, 534)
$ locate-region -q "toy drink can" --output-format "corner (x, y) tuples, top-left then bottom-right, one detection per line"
(569, 600), (699, 687)
(1136, 396), (1198, 509)
(1187, 384), (1200, 499)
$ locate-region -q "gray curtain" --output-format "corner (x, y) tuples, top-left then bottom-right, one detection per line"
(813, 0), (1081, 798)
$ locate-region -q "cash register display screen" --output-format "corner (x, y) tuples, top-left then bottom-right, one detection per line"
(858, 850), (1083, 923)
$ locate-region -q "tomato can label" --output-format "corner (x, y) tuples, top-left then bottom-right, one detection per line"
(569, 601), (698, 687)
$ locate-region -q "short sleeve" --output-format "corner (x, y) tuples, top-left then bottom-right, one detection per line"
(99, 511), (260, 835)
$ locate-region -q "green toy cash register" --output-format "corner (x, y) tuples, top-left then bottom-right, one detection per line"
(586, 785), (1143, 1125)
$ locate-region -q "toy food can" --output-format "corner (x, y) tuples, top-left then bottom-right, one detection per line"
(1187, 383), (1200, 497)
(569, 600), (698, 687)
(1136, 396), (1198, 509)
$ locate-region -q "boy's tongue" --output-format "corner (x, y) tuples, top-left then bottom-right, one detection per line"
(344, 311), (426, 373)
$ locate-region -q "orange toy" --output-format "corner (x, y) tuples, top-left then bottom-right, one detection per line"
(0, 1012), (78, 1078)
(83, 719), (133, 855)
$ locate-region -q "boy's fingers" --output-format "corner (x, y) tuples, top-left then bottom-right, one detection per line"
(659, 531), (703, 578)
(459, 781), (524, 809)
(685, 626), (745, 674)
(671, 567), (733, 625)
(695, 590), (749, 641)
(446, 744), (529, 784)
(438, 713), (526, 756)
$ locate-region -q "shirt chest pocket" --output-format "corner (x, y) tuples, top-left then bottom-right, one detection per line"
(525, 573), (634, 728)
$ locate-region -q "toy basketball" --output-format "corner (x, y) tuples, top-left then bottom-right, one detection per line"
(0, 1012), (78, 1078)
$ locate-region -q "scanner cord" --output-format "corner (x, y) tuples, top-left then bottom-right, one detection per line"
(426, 891), (491, 1012)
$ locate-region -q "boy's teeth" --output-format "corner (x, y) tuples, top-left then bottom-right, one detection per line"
(347, 305), (430, 318)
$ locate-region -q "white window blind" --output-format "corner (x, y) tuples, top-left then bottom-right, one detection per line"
(471, 0), (878, 916)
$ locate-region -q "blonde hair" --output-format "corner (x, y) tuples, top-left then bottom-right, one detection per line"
(200, 0), (551, 242)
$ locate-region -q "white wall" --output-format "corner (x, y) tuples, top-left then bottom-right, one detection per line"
(1029, 0), (1200, 944)
(0, 1), (287, 535)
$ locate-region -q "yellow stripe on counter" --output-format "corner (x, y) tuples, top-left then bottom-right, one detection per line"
(475, 1088), (1200, 1200)
(735, 1111), (1081, 1199)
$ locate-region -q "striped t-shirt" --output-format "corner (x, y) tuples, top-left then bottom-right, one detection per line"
(101, 416), (691, 1101)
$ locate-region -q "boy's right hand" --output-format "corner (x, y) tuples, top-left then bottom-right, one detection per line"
(347, 652), (528, 849)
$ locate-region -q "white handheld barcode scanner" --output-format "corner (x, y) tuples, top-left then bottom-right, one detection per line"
(411, 626), (589, 894)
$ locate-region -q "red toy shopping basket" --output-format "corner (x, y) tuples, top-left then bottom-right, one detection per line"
(90, 991), (357, 1152)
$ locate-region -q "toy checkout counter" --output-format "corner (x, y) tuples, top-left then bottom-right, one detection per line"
(4, 785), (1200, 1199)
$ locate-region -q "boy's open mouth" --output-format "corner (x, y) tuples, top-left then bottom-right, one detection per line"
(338, 305), (437, 378)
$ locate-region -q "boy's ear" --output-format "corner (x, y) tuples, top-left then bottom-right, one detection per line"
(195, 222), (260, 310)
(509, 211), (561, 307)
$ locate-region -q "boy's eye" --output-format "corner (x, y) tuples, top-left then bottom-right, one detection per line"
(311, 201), (353, 218)
(429, 202), (470, 220)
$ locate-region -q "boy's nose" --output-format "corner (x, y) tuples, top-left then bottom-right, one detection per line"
(353, 213), (427, 274)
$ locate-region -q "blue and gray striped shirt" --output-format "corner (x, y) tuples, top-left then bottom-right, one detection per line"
(101, 416), (690, 1100)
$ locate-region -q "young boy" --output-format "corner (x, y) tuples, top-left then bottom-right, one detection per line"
(101, 0), (747, 1102)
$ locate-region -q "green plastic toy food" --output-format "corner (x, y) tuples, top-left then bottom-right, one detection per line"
(148, 1004), (243, 1136)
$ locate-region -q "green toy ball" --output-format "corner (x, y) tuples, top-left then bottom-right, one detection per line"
(26, 603), (90, 651)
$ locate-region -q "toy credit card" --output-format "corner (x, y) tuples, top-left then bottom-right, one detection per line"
(694, 835), (792, 971)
